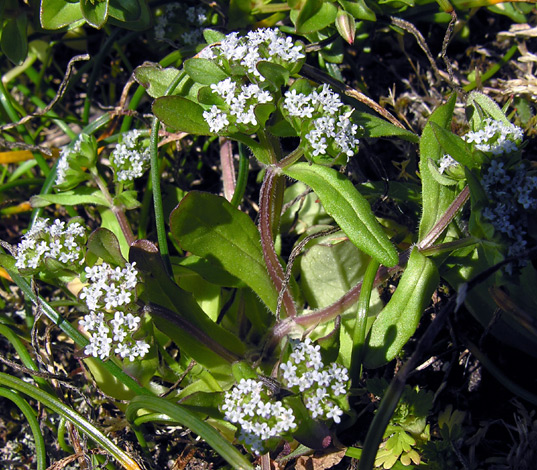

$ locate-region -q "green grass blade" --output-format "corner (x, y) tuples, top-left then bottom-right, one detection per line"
(0, 386), (47, 470)
(0, 372), (142, 470)
(126, 395), (253, 470)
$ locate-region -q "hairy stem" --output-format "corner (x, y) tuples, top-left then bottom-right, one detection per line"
(259, 168), (297, 318)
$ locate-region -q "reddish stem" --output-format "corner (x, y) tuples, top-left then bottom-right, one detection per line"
(259, 168), (297, 317)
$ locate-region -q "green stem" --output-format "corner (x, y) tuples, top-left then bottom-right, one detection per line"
(350, 258), (380, 383)
(57, 417), (75, 453)
(230, 142), (249, 208)
(276, 147), (304, 169)
(358, 296), (455, 470)
(149, 117), (171, 274)
(149, 69), (186, 274)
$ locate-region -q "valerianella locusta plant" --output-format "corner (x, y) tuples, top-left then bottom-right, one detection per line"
(54, 134), (98, 190)
(221, 378), (297, 455)
(282, 84), (360, 161)
(198, 28), (305, 80)
(442, 119), (535, 274)
(463, 117), (523, 155)
(79, 262), (149, 360)
(279, 338), (349, 423)
(203, 78), (274, 134)
(15, 218), (86, 271)
(110, 129), (150, 182)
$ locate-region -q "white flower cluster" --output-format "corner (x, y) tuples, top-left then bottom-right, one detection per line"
(481, 159), (537, 273)
(110, 130), (150, 182)
(79, 262), (149, 360)
(154, 3), (207, 44)
(438, 154), (458, 174)
(221, 378), (297, 455)
(463, 118), (524, 155)
(56, 136), (83, 186)
(199, 28), (305, 81)
(279, 338), (348, 424)
(15, 218), (86, 270)
(283, 85), (360, 159)
(203, 78), (274, 133)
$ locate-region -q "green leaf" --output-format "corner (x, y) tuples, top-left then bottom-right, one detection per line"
(364, 248), (439, 368)
(113, 190), (141, 210)
(203, 28), (226, 44)
(294, 0), (338, 34)
(84, 357), (137, 400)
(184, 58), (229, 85)
(257, 61), (289, 90)
(153, 96), (211, 135)
(80, 0), (109, 29)
(30, 188), (110, 208)
(254, 102), (276, 129)
(466, 91), (511, 130)
(0, 253), (16, 271)
(282, 163), (398, 267)
(426, 158), (459, 186)
(353, 110), (418, 142)
(177, 255), (242, 287)
(429, 122), (480, 169)
(108, 0), (140, 22)
(284, 395), (332, 450)
(197, 86), (225, 106)
(169, 191), (279, 312)
(1, 14), (28, 65)
(40, 0), (84, 30)
(108, 0), (151, 30)
(231, 361), (258, 382)
(134, 64), (181, 99)
(418, 94), (458, 242)
(299, 238), (375, 309)
(86, 228), (126, 267)
(339, 0), (376, 21)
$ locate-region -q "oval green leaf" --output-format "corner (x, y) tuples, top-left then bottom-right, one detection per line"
(134, 65), (181, 99)
(169, 191), (279, 311)
(80, 0), (109, 29)
(282, 163), (398, 267)
(1, 15), (28, 65)
(363, 248), (439, 368)
(153, 96), (211, 135)
(184, 58), (229, 85)
(40, 0), (84, 30)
